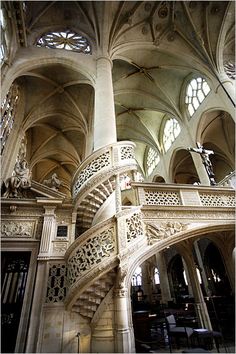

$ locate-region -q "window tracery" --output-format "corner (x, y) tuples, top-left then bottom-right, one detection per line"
(147, 147), (160, 175)
(1, 84), (19, 154)
(36, 29), (91, 54)
(163, 118), (181, 152)
(185, 77), (211, 117)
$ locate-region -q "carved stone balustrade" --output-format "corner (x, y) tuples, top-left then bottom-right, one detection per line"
(72, 141), (137, 201)
(64, 207), (147, 313)
(72, 142), (137, 232)
(133, 182), (235, 208)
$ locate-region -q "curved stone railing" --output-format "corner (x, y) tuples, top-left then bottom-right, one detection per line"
(64, 207), (146, 308)
(72, 141), (137, 200)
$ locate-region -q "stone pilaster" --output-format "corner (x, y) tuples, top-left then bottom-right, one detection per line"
(38, 206), (56, 259)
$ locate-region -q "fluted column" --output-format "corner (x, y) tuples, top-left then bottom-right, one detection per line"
(94, 56), (117, 150)
(155, 252), (172, 304)
(38, 206), (56, 259)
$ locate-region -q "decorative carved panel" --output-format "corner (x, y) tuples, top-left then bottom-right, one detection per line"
(67, 227), (115, 286)
(144, 190), (181, 205)
(126, 213), (143, 242)
(1, 221), (35, 238)
(46, 264), (67, 303)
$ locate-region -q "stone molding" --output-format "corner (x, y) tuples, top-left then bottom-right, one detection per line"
(1, 219), (37, 238)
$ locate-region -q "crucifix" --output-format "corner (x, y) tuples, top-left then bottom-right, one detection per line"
(187, 142), (216, 185)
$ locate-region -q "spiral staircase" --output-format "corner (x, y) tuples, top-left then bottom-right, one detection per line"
(65, 142), (235, 322)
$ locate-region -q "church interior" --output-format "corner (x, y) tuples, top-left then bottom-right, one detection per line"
(1, 1), (235, 353)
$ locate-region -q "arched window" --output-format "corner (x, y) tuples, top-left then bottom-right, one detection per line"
(185, 77), (211, 117)
(147, 147), (160, 175)
(132, 266), (142, 286)
(163, 118), (181, 152)
(154, 267), (160, 285)
(1, 84), (19, 153)
(36, 29), (91, 54)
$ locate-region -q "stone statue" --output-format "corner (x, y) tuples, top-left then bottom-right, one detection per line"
(43, 173), (61, 190)
(187, 142), (216, 185)
(3, 159), (32, 198)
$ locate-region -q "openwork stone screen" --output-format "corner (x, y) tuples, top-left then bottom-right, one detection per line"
(73, 151), (110, 196)
(185, 77), (210, 117)
(145, 190), (181, 205)
(36, 29), (91, 54)
(199, 193), (235, 207)
(126, 213), (143, 242)
(67, 227), (115, 286)
(1, 84), (19, 154)
(46, 264), (67, 303)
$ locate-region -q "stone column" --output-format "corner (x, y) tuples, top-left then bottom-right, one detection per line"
(141, 261), (153, 304)
(155, 252), (172, 304)
(183, 252), (212, 330)
(182, 257), (194, 297)
(94, 56), (117, 151)
(189, 152), (211, 185)
(194, 241), (211, 296)
(114, 287), (134, 353)
(216, 72), (235, 119)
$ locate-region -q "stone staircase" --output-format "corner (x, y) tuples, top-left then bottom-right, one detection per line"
(71, 269), (117, 319)
(76, 177), (116, 233)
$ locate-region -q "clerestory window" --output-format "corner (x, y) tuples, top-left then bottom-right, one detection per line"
(36, 29), (91, 54)
(163, 118), (181, 152)
(147, 147), (160, 175)
(1, 84), (19, 154)
(185, 77), (211, 117)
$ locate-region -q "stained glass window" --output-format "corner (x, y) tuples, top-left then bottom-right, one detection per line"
(1, 84), (19, 154)
(163, 118), (181, 152)
(36, 29), (91, 54)
(147, 147), (160, 175)
(185, 77), (210, 117)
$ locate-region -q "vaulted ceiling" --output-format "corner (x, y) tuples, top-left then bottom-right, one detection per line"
(2, 1), (235, 195)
